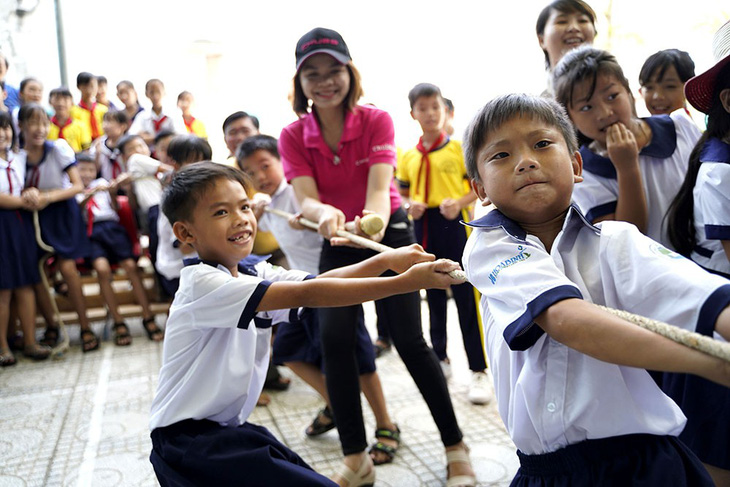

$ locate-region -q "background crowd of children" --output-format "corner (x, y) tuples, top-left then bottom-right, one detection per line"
(1, 2), (730, 485)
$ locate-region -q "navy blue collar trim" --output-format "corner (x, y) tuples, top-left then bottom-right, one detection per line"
(25, 141), (53, 171)
(700, 137), (730, 165)
(182, 253), (271, 277)
(463, 204), (598, 241)
(641, 115), (676, 159)
(580, 115), (677, 179)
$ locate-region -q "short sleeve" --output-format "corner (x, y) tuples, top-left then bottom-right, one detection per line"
(279, 123), (314, 182)
(55, 139), (77, 171)
(127, 154), (161, 178)
(463, 229), (582, 350)
(572, 171), (617, 223)
(365, 110), (397, 167)
(696, 164), (730, 240)
(255, 262), (312, 326)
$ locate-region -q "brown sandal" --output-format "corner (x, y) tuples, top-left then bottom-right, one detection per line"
(142, 317), (163, 342)
(0, 349), (16, 367)
(80, 329), (100, 353)
(112, 322), (133, 346)
(23, 344), (52, 361)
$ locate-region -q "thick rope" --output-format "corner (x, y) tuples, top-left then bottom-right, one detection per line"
(33, 210), (70, 358)
(265, 207), (730, 362)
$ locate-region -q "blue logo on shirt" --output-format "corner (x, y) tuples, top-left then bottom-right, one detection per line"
(489, 245), (531, 284)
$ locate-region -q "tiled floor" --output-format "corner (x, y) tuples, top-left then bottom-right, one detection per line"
(1, 298), (519, 486)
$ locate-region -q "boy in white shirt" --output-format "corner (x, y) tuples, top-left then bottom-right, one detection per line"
(149, 162), (462, 485)
(461, 93), (730, 485)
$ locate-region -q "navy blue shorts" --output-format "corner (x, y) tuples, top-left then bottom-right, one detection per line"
(37, 199), (90, 260)
(272, 307), (376, 374)
(512, 434), (713, 486)
(150, 419), (336, 487)
(87, 220), (135, 264)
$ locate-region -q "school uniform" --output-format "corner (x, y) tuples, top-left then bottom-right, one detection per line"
(90, 136), (125, 182)
(462, 204), (729, 484)
(129, 107), (187, 137)
(76, 178), (134, 264)
(397, 137), (485, 371)
(182, 116), (207, 138)
(20, 140), (89, 260)
(70, 101), (108, 143)
(48, 116), (89, 152)
(690, 137), (730, 278)
(154, 211), (198, 297)
(0, 152), (40, 289)
(149, 258), (335, 486)
(263, 179), (376, 373)
(573, 110), (701, 249)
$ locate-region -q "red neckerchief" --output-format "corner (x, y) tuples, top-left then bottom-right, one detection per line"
(183, 116), (195, 133)
(86, 196), (99, 236)
(51, 116), (73, 140)
(414, 131), (446, 249)
(152, 115), (169, 133)
(5, 153), (15, 194)
(79, 100), (101, 140)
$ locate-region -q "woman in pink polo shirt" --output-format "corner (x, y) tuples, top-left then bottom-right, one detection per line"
(279, 27), (475, 487)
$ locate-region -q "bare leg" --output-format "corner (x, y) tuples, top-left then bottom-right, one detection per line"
(359, 371), (399, 464)
(58, 258), (90, 330)
(33, 281), (57, 328)
(15, 286), (39, 348)
(704, 463), (730, 487)
(93, 257), (124, 324)
(285, 361), (330, 402)
(120, 259), (154, 320)
(0, 289), (12, 352)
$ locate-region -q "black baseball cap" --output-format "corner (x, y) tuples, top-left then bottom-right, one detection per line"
(295, 27), (351, 71)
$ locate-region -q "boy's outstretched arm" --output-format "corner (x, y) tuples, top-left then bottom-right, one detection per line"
(256, 259), (462, 312)
(318, 243), (434, 279)
(536, 298), (730, 388)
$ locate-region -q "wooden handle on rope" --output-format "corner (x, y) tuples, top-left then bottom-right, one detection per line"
(264, 206), (730, 362)
(263, 207), (468, 282)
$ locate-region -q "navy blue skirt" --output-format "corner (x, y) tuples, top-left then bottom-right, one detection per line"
(511, 434), (713, 486)
(88, 220), (134, 264)
(0, 209), (41, 289)
(273, 307), (376, 374)
(150, 419), (336, 487)
(37, 199), (90, 260)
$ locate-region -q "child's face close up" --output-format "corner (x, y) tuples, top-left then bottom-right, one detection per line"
(299, 54), (350, 111)
(567, 72), (634, 145)
(640, 64), (686, 115)
(78, 161), (97, 187)
(102, 119), (126, 140)
(21, 81), (43, 104)
(146, 83), (164, 107)
(179, 178), (257, 274)
(471, 115), (582, 225)
(21, 114), (50, 148)
(79, 79), (98, 101)
(50, 95), (72, 119)
(539, 8), (596, 68)
(154, 135), (174, 164)
(117, 86), (138, 108)
(97, 82), (108, 102)
(177, 94), (193, 114)
(240, 149), (284, 196)
(411, 94), (446, 134)
(122, 137), (151, 161)
(0, 124), (13, 149)
(224, 117), (259, 155)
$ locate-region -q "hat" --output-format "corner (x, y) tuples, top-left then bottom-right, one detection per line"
(295, 27), (351, 71)
(685, 19), (730, 114)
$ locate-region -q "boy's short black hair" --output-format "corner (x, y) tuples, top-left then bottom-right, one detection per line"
(536, 0), (597, 69)
(162, 162), (251, 225)
(117, 134), (143, 155)
(408, 82), (443, 109)
(638, 49), (696, 86)
(102, 109), (129, 125)
(96, 75), (108, 85)
(444, 97), (454, 113)
(76, 151), (95, 164)
(552, 46), (634, 114)
(145, 78), (164, 91)
(49, 87), (73, 101)
(236, 134), (279, 164)
(177, 90), (192, 101)
(463, 93), (578, 181)
(222, 111), (260, 133)
(167, 134), (213, 165)
(154, 129), (176, 145)
(76, 72), (95, 87)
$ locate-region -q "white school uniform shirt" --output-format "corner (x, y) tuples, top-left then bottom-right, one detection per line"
(20, 140), (76, 190)
(126, 153), (162, 212)
(0, 151), (23, 196)
(155, 211), (197, 280)
(691, 137), (730, 277)
(149, 259), (311, 429)
(75, 178), (119, 223)
(462, 204), (730, 455)
(129, 106), (186, 136)
(573, 109), (701, 249)
(89, 136), (125, 182)
(258, 179), (322, 274)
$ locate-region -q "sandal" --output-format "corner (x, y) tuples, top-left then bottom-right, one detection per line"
(0, 349), (16, 367)
(368, 424), (400, 465)
(332, 454), (375, 487)
(142, 317), (164, 342)
(23, 344), (51, 361)
(80, 329), (100, 353)
(40, 326), (60, 348)
(446, 445), (477, 487)
(373, 338), (391, 358)
(112, 322), (132, 346)
(305, 406), (336, 437)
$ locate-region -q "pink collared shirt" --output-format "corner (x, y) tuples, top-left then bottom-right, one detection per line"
(279, 104), (401, 221)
